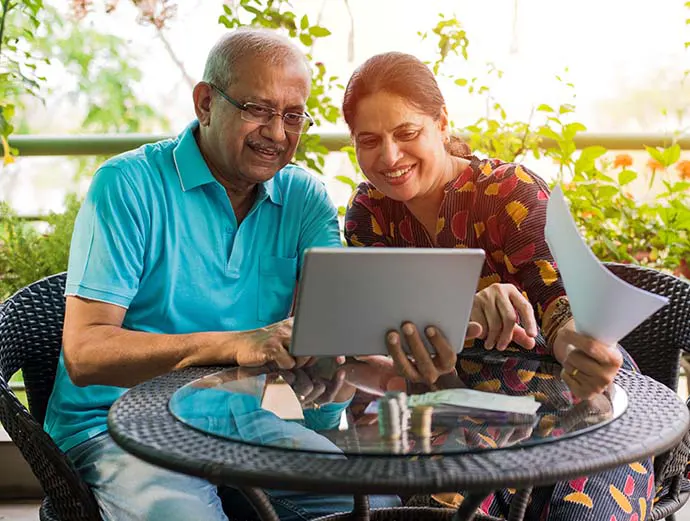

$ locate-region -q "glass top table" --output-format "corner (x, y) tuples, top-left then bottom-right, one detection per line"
(168, 354), (627, 456)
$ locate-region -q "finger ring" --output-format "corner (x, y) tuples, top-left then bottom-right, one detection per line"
(313, 403), (321, 410)
(570, 368), (579, 377)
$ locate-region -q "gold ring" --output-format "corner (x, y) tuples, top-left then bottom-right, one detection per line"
(570, 368), (579, 377)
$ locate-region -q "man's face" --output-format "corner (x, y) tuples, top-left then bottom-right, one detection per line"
(202, 56), (310, 186)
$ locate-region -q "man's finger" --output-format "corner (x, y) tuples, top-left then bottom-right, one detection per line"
(269, 344), (297, 370)
(295, 356), (313, 368)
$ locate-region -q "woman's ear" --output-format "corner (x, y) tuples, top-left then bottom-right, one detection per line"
(439, 105), (450, 140)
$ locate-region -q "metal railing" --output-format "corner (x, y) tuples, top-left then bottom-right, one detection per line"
(8, 131), (690, 157)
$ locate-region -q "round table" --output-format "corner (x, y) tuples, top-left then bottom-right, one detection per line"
(108, 355), (689, 521)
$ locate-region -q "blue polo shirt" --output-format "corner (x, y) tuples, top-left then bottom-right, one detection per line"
(44, 121), (342, 453)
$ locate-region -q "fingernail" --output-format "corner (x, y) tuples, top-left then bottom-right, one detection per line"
(402, 323), (414, 335)
(387, 332), (399, 344)
(426, 326), (436, 337)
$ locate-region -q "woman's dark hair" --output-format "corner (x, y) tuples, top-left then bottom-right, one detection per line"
(342, 51), (470, 156)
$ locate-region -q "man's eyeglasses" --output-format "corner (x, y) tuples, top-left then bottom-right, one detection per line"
(209, 83), (314, 135)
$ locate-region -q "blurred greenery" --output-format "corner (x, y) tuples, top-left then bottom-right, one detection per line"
(1, 0), (689, 315)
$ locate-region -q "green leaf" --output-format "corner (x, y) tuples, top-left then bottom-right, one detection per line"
(663, 143), (681, 166)
(299, 33), (313, 46)
(454, 78), (468, 86)
(536, 104), (554, 113)
(618, 170), (637, 186)
(335, 175), (358, 189)
(645, 145), (665, 164)
(309, 26), (331, 37)
(300, 14), (309, 30)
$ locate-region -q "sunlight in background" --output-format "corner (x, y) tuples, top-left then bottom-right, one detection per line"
(2, 0), (689, 215)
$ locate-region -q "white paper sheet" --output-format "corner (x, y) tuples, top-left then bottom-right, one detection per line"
(544, 185), (668, 345)
(408, 389), (541, 415)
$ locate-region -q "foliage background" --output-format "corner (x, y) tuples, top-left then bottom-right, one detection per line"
(0, 0), (689, 302)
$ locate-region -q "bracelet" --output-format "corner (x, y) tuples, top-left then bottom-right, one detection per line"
(542, 296), (573, 347)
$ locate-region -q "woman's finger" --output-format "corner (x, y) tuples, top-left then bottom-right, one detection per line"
(470, 304), (489, 340)
(494, 293), (518, 350)
(507, 288), (538, 337)
(403, 322), (440, 384)
(511, 324), (536, 350)
(386, 330), (423, 382)
(425, 326), (456, 374)
(482, 298), (504, 350)
(561, 369), (596, 401)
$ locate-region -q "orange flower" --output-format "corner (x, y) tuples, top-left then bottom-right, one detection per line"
(613, 153), (633, 168)
(647, 158), (664, 173)
(676, 160), (690, 180)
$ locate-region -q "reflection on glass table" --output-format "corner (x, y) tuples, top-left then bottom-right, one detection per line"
(168, 355), (627, 456)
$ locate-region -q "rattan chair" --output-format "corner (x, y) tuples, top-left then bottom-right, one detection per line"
(604, 263), (690, 521)
(0, 273), (101, 521)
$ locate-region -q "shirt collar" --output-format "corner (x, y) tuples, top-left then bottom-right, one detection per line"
(173, 120), (283, 206)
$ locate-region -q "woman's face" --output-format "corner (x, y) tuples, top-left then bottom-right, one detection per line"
(351, 91), (450, 203)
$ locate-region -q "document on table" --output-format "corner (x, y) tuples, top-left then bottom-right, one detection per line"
(544, 185), (669, 345)
(408, 389), (541, 415)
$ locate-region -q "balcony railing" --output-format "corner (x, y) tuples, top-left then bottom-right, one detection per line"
(8, 131), (690, 157)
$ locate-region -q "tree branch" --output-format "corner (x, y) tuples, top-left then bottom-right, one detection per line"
(155, 26), (195, 89)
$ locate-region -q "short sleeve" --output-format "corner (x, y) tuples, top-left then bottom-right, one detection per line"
(297, 175), (342, 272)
(65, 166), (149, 308)
(344, 183), (390, 247)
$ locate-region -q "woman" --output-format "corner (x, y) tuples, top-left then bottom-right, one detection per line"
(342, 52), (652, 521)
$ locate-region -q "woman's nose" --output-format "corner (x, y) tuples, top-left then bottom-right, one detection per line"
(380, 140), (403, 166)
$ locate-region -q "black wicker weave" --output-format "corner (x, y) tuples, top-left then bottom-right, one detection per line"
(0, 273), (101, 521)
(603, 263), (690, 521)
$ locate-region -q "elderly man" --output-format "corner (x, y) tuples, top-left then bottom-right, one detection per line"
(45, 28), (399, 520)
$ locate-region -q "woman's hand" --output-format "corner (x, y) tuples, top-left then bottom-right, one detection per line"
(554, 320), (623, 400)
(472, 283), (538, 351)
(381, 321), (483, 386)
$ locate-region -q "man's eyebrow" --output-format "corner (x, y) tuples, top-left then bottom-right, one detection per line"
(245, 97), (306, 111)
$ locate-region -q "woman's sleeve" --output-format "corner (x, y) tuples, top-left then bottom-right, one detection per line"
(492, 164), (573, 348)
(344, 183), (390, 247)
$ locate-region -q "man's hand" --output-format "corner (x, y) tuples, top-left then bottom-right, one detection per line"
(554, 320), (623, 400)
(231, 318), (312, 369)
(472, 283), (538, 351)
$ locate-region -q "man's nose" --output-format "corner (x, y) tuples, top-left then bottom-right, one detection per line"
(261, 114), (287, 142)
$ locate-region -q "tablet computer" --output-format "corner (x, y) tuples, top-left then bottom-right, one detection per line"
(290, 248), (485, 357)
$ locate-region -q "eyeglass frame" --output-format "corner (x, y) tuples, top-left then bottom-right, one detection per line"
(208, 83), (314, 135)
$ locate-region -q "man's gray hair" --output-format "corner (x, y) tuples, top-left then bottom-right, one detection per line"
(202, 28), (310, 90)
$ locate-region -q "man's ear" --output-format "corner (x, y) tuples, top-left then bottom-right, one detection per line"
(193, 82), (213, 126)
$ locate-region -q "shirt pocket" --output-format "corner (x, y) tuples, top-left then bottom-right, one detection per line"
(258, 255), (298, 323)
